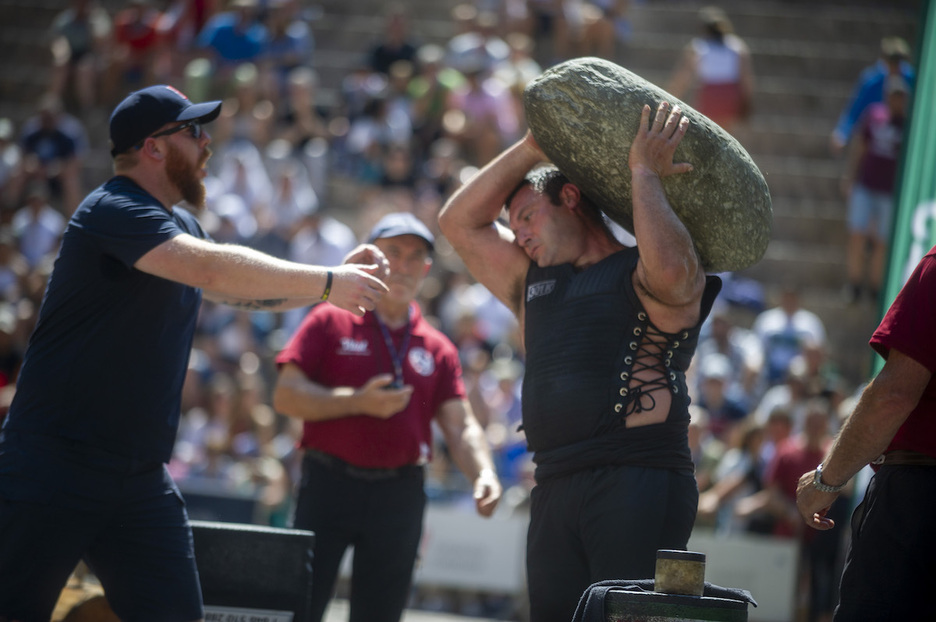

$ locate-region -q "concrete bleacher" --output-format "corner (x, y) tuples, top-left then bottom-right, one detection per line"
(0, 0), (923, 386)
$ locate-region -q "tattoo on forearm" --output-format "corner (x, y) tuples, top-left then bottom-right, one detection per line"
(226, 298), (289, 310)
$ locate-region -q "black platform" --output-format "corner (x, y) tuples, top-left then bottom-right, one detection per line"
(191, 520), (315, 620)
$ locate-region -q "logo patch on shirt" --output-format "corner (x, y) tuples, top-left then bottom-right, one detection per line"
(339, 337), (371, 355)
(526, 279), (556, 302)
(408, 347), (435, 377)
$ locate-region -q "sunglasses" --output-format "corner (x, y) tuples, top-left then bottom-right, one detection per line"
(136, 121), (203, 149)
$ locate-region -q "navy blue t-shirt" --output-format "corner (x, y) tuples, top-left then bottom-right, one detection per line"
(3, 176), (208, 465)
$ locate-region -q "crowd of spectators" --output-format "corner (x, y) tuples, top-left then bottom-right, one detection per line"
(0, 1), (899, 619)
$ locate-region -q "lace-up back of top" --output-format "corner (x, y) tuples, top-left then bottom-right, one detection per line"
(521, 247), (722, 459)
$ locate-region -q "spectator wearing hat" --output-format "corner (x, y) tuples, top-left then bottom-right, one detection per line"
(0, 84), (390, 621)
(831, 35), (916, 155)
(841, 73), (910, 304)
(274, 211), (502, 622)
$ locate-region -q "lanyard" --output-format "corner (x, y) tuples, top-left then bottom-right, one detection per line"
(375, 307), (412, 388)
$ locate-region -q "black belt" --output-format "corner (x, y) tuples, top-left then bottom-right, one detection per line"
(303, 449), (423, 481)
(873, 450), (936, 467)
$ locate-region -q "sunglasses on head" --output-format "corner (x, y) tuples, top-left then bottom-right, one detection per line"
(135, 121), (203, 149)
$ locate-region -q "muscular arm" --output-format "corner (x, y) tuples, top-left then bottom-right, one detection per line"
(629, 102), (706, 331)
(438, 133), (542, 317)
(135, 233), (388, 316)
(796, 348), (931, 530)
(201, 294), (317, 311)
(435, 397), (502, 517)
(272, 363), (414, 422)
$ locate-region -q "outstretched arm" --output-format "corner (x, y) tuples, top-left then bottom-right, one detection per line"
(629, 101), (706, 332)
(438, 132), (544, 317)
(136, 234), (389, 316)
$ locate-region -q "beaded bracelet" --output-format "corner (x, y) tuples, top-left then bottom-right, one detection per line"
(321, 270), (333, 301)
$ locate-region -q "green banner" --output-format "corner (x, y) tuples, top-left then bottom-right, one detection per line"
(874, 0), (936, 375)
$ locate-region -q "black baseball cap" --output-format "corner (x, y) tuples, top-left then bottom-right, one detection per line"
(367, 212), (435, 251)
(109, 85), (222, 157)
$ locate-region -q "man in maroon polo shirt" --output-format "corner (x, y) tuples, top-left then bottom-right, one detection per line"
(796, 244), (936, 619)
(274, 212), (502, 622)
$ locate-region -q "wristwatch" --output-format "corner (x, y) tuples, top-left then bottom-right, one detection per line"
(813, 463), (847, 493)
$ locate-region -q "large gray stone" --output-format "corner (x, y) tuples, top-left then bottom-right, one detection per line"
(523, 57), (772, 273)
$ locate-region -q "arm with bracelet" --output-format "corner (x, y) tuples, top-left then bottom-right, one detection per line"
(795, 348), (929, 530)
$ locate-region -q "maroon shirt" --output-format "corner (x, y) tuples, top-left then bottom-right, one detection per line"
(870, 245), (936, 458)
(857, 102), (904, 194)
(276, 302), (465, 469)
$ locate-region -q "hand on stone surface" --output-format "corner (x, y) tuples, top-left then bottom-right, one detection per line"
(629, 101), (693, 179)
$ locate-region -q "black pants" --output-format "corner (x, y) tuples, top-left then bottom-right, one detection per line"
(0, 431), (202, 622)
(834, 466), (936, 620)
(526, 464), (698, 622)
(293, 453), (426, 622)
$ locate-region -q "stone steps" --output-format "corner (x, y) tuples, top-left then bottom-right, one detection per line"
(769, 199), (849, 246)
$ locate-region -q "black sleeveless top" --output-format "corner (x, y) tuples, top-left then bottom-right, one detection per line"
(521, 247), (722, 481)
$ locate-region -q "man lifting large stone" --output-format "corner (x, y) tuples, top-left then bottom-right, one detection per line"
(438, 57), (769, 621)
